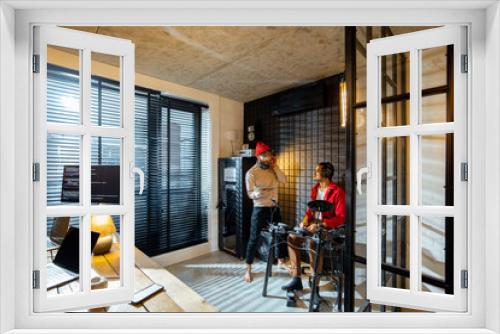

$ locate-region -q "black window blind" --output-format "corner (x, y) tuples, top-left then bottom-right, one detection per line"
(47, 64), (210, 256)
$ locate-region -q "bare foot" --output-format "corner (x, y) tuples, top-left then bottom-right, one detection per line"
(244, 268), (253, 283)
(277, 258), (288, 271)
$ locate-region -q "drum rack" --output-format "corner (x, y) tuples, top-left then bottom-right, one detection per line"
(261, 221), (345, 312)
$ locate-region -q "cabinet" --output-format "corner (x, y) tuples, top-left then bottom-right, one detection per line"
(218, 157), (256, 258)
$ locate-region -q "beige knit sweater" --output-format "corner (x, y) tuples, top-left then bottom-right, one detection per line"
(245, 163), (287, 207)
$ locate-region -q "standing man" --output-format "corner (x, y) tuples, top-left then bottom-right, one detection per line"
(244, 141), (287, 283)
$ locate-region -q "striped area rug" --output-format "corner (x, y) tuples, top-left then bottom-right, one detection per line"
(167, 251), (341, 313)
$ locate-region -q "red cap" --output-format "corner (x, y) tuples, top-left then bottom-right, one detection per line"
(255, 141), (271, 156)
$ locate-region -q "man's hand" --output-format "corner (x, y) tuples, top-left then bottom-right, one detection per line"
(299, 216), (309, 229)
(307, 223), (320, 234)
(253, 190), (263, 199)
(271, 156), (277, 168)
(253, 187), (271, 199)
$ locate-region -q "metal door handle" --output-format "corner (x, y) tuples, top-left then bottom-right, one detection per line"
(130, 162), (145, 195)
(356, 162), (371, 195)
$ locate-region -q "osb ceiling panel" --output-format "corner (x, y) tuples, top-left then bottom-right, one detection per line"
(67, 26), (345, 102)
(67, 26), (430, 102)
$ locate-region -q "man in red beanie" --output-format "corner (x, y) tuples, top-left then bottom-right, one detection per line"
(244, 141), (287, 282)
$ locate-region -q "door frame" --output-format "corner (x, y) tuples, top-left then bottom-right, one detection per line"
(0, 2), (495, 333)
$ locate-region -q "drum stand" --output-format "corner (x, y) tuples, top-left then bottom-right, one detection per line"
(261, 222), (301, 307)
(308, 227), (325, 312)
(261, 222), (345, 312)
(261, 226), (275, 298)
(308, 226), (345, 312)
(262, 222), (288, 297)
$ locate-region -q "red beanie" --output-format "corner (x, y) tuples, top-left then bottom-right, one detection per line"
(255, 141), (271, 156)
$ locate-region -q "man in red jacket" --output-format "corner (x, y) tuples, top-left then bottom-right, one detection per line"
(281, 162), (345, 295)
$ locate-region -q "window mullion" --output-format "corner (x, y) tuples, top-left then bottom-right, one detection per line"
(409, 48), (421, 293)
(80, 48), (91, 294)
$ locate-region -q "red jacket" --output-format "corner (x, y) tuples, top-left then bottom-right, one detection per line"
(305, 182), (345, 229)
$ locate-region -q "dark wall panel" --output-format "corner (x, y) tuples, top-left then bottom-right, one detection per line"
(244, 74), (346, 226)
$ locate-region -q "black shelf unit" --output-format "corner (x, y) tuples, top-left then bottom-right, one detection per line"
(218, 157), (257, 258)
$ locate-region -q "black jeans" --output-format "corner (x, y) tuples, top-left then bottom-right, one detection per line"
(245, 206), (286, 265)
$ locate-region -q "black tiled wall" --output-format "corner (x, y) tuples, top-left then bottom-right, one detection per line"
(244, 74), (346, 226)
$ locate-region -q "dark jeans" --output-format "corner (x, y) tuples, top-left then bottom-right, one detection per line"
(245, 206), (286, 265)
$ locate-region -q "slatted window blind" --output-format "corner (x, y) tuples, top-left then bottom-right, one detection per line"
(201, 108), (211, 245)
(46, 64), (210, 256)
(153, 97), (209, 254)
(133, 90), (150, 252)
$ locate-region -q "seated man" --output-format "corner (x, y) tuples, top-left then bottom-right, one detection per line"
(281, 162), (345, 295)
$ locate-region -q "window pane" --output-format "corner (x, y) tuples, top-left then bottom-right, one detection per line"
(420, 217), (448, 291)
(421, 45), (452, 124)
(380, 136), (410, 205)
(355, 108), (367, 257)
(420, 134), (453, 206)
(421, 93), (448, 124)
(381, 100), (410, 127)
(134, 92), (150, 252)
(91, 215), (122, 291)
(421, 45), (448, 90)
(355, 27), (367, 104)
(422, 283), (445, 294)
(380, 215), (410, 290)
(356, 27), (383, 104)
(91, 136), (121, 205)
(168, 109), (202, 250)
(355, 261), (367, 307)
(91, 52), (121, 127)
(47, 45), (81, 124)
(379, 51), (410, 127)
(47, 133), (81, 206)
(46, 217), (81, 296)
(200, 108), (211, 242)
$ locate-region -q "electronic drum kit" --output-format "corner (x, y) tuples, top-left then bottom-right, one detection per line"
(261, 200), (345, 312)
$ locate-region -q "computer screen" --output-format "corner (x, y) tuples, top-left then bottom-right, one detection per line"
(61, 165), (120, 204)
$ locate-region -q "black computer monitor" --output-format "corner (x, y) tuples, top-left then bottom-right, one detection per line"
(61, 165), (120, 204)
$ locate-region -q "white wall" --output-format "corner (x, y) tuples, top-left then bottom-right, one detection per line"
(219, 97), (244, 157)
(48, 47), (244, 263)
(0, 3), (16, 333)
(485, 2), (500, 332)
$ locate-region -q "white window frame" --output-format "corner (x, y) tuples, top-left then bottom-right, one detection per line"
(0, 1), (498, 333)
(366, 26), (468, 312)
(32, 26), (136, 312)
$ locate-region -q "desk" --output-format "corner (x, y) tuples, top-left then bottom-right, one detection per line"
(48, 243), (218, 312)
